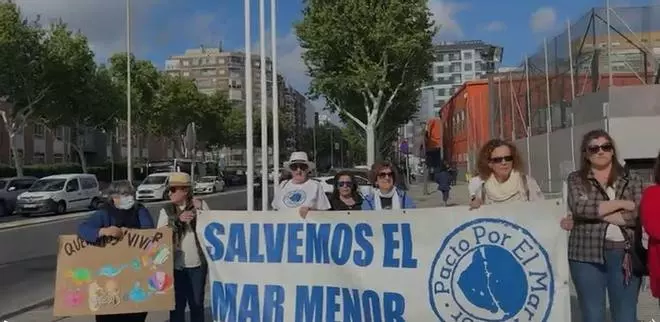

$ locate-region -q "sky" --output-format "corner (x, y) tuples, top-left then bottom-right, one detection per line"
(12, 0), (659, 108)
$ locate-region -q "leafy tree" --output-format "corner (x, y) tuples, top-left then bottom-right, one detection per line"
(221, 107), (292, 151)
(37, 22), (111, 172)
(107, 52), (160, 158)
(0, 2), (51, 175)
(301, 123), (348, 170)
(296, 0), (435, 165)
(197, 92), (233, 149)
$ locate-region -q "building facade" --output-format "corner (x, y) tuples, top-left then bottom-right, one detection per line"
(427, 40), (502, 116)
(165, 46), (273, 107)
(164, 46), (309, 167)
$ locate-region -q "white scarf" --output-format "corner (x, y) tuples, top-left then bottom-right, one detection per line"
(483, 170), (526, 204)
(373, 188), (401, 210)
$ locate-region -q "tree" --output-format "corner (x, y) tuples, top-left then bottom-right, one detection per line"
(107, 52), (161, 158)
(296, 0), (435, 165)
(0, 2), (52, 175)
(37, 22), (115, 172)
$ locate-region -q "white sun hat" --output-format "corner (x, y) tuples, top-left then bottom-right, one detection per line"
(283, 151), (315, 172)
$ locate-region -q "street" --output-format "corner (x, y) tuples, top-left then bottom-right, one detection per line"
(0, 186), (272, 320)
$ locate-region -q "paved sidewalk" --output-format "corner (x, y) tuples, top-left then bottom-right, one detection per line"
(407, 181), (470, 208)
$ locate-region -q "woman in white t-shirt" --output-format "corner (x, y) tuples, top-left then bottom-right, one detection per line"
(272, 151), (331, 218)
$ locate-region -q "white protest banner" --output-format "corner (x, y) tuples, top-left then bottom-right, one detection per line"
(197, 200), (571, 322)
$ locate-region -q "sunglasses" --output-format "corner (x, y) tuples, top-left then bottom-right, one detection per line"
(337, 181), (352, 187)
(169, 186), (187, 193)
(378, 172), (394, 178)
(489, 155), (514, 163)
(290, 163), (309, 171)
(587, 143), (613, 154)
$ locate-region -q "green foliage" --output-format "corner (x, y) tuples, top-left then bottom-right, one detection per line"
(221, 107), (292, 149)
(296, 0), (435, 160)
(107, 53), (161, 133)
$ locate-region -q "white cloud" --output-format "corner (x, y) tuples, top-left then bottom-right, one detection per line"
(427, 0), (466, 39)
(530, 7), (557, 33)
(484, 21), (506, 32)
(14, 0), (158, 62)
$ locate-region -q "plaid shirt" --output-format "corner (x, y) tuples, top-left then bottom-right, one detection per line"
(566, 170), (643, 264)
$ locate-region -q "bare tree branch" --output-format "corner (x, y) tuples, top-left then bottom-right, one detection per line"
(376, 59), (411, 127)
(329, 99), (366, 130)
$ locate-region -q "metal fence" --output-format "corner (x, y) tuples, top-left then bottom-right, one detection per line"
(490, 6), (660, 142)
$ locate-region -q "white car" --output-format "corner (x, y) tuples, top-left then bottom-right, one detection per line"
(136, 172), (173, 201)
(16, 173), (101, 216)
(313, 175), (373, 197)
(194, 176), (225, 194)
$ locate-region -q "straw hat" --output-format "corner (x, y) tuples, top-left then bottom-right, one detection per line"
(168, 172), (191, 187)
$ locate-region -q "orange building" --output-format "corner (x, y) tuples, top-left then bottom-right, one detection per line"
(440, 72), (649, 169)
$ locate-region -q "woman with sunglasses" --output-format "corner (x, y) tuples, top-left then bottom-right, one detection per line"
(470, 139), (544, 209)
(156, 172), (209, 322)
(272, 152), (331, 218)
(329, 171), (363, 211)
(77, 180), (154, 322)
(566, 130), (643, 322)
(362, 161), (415, 210)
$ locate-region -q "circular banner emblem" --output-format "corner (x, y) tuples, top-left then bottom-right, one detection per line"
(428, 218), (554, 321)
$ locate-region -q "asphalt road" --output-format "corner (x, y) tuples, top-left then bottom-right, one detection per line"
(0, 186), (272, 320)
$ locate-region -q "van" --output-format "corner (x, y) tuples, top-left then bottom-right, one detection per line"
(136, 172), (173, 201)
(16, 174), (101, 216)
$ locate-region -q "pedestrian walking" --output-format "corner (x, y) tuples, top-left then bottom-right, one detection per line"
(77, 180), (153, 322)
(566, 129), (643, 322)
(157, 172), (209, 322)
(434, 161), (452, 206)
(362, 161), (415, 210)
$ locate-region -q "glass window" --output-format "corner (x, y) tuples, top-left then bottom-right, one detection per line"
(463, 52), (473, 60)
(464, 63), (473, 71)
(66, 179), (80, 192)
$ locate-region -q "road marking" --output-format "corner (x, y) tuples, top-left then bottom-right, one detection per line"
(0, 188), (247, 231)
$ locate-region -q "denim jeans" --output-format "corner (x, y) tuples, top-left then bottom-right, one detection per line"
(170, 265), (207, 322)
(570, 249), (641, 322)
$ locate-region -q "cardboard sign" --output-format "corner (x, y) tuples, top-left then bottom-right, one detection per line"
(53, 228), (174, 317)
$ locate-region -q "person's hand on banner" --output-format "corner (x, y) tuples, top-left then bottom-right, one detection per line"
(469, 197), (482, 210)
(299, 206), (311, 219)
(560, 215), (574, 231)
(100, 226), (123, 238)
(179, 211), (195, 223)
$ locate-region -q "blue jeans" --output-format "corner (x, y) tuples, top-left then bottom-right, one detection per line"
(170, 265), (207, 322)
(570, 249), (641, 322)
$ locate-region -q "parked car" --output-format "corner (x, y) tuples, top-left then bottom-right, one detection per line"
(314, 175), (372, 198)
(136, 172), (172, 201)
(223, 169), (247, 186)
(16, 174), (101, 216)
(0, 176), (38, 216)
(194, 176), (225, 194)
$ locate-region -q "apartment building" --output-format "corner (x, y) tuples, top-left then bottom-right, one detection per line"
(426, 40), (502, 117)
(165, 46), (309, 167)
(164, 46), (273, 107)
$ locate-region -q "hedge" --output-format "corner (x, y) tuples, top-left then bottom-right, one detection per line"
(0, 163), (147, 183)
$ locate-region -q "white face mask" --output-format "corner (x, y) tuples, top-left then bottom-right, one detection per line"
(116, 195), (135, 210)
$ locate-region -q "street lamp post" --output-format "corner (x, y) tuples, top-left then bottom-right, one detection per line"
(259, 0), (268, 210)
(126, 0), (133, 183)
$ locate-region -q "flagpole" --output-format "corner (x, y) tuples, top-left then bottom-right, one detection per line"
(126, 0), (133, 183)
(524, 55), (532, 176)
(259, 0), (269, 210)
(543, 38), (553, 192)
(567, 19), (577, 169)
(244, 0), (254, 211)
(271, 0), (280, 194)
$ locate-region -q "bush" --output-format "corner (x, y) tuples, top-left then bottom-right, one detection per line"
(0, 162), (147, 183)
